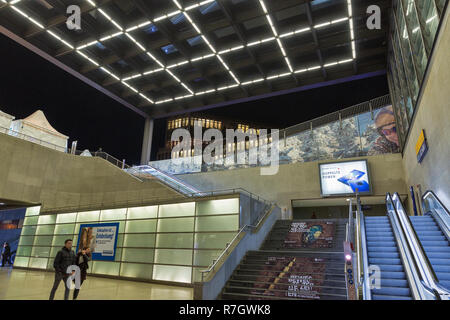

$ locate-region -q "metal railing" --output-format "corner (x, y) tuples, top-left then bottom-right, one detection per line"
(422, 190), (450, 242)
(0, 125), (67, 152)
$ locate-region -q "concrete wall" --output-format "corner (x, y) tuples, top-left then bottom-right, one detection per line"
(401, 9), (450, 209)
(179, 153), (407, 219)
(0, 132), (183, 212)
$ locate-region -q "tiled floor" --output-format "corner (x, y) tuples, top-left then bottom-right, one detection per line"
(0, 267), (193, 300)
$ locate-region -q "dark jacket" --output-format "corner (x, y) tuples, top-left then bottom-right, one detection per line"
(53, 247), (76, 274)
(76, 252), (90, 280)
(2, 245), (10, 257)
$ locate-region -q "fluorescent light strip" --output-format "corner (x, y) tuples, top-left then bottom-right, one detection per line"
(347, 0), (356, 59)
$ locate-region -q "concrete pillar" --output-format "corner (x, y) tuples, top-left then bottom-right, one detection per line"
(140, 117), (154, 165)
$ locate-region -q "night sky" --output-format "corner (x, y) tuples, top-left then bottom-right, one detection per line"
(0, 33), (389, 165)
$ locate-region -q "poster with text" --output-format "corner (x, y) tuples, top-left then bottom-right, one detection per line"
(76, 223), (119, 261)
(283, 221), (335, 249)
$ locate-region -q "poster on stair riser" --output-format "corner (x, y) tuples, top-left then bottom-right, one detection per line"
(283, 221), (335, 249)
(76, 223), (119, 261)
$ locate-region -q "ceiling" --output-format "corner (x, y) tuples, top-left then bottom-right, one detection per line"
(0, 0), (391, 118)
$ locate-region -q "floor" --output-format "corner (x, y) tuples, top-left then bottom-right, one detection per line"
(0, 267), (193, 300)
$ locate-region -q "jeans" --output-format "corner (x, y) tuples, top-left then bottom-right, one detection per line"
(73, 278), (85, 300)
(49, 272), (70, 300)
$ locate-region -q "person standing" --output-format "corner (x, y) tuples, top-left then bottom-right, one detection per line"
(49, 239), (76, 300)
(73, 247), (91, 300)
(1, 242), (11, 267)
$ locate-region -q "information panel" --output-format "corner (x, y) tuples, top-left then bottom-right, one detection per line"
(76, 223), (119, 261)
(319, 160), (371, 196)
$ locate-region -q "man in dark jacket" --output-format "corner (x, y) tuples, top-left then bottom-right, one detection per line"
(1, 242), (11, 267)
(49, 239), (76, 300)
(73, 247), (91, 300)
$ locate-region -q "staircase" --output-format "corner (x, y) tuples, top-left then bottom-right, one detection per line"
(365, 216), (413, 300)
(221, 219), (348, 300)
(409, 213), (450, 290)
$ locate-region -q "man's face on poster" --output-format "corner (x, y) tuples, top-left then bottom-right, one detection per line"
(376, 112), (399, 146)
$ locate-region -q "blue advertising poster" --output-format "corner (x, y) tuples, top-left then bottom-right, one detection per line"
(76, 223), (119, 261)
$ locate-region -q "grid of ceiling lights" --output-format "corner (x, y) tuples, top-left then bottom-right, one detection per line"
(2, 0), (356, 106)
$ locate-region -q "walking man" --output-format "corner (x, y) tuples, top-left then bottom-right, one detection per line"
(1, 242), (11, 267)
(49, 239), (76, 300)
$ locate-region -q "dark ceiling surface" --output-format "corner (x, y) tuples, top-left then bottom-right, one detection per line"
(0, 0), (391, 118)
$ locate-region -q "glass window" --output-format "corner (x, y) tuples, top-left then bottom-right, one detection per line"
(56, 212), (77, 224)
(158, 202), (195, 218)
(13, 256), (30, 268)
(92, 261), (120, 276)
(100, 208), (127, 221)
(31, 246), (51, 258)
(193, 249), (222, 267)
(23, 216), (39, 226)
(153, 265), (192, 283)
(76, 211), (100, 222)
(154, 249), (192, 265)
(120, 263), (153, 279)
(19, 236), (35, 246)
(50, 246), (60, 258)
(194, 232), (236, 249)
(195, 215), (239, 232)
(16, 246), (32, 257)
(35, 225), (55, 235)
(52, 235), (74, 247)
(127, 206), (158, 219)
(122, 248), (154, 263)
(157, 217), (194, 233)
(38, 215), (56, 225)
(29, 257), (48, 269)
(125, 220), (157, 233)
(54, 224), (75, 235)
(196, 198), (239, 216)
(415, 0), (439, 54)
(156, 233), (193, 248)
(123, 234), (156, 248)
(33, 235), (53, 246)
(25, 206), (40, 216)
(21, 226), (37, 236)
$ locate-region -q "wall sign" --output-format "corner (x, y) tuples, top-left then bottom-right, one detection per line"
(76, 222), (119, 261)
(415, 129), (429, 164)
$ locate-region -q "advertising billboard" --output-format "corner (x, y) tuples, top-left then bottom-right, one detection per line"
(76, 222), (119, 261)
(319, 160), (371, 196)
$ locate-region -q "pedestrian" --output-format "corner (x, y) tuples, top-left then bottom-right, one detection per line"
(311, 212), (317, 219)
(1, 242), (11, 267)
(73, 247), (91, 300)
(49, 239), (76, 300)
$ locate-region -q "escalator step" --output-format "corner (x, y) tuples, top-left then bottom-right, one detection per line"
(417, 236), (447, 241)
(371, 287), (411, 296)
(421, 241), (449, 246)
(435, 272), (450, 280)
(429, 258), (450, 265)
(377, 264), (404, 272)
(433, 265), (450, 273)
(365, 246), (398, 252)
(368, 252), (400, 259)
(367, 241), (397, 247)
(379, 271), (406, 279)
(371, 294), (412, 300)
(426, 252), (450, 259)
(369, 258), (401, 265)
(380, 279), (409, 287)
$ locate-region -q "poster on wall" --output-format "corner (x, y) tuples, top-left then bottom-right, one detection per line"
(76, 223), (119, 261)
(283, 221), (335, 249)
(319, 160), (371, 196)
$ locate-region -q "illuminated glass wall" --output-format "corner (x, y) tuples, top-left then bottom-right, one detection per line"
(14, 197), (240, 284)
(387, 0), (444, 146)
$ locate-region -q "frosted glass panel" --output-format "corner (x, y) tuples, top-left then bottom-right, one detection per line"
(194, 232), (236, 249)
(36, 225), (55, 235)
(19, 236), (35, 246)
(50, 246), (60, 258)
(100, 208), (127, 221)
(195, 215), (239, 232)
(23, 216), (39, 226)
(21, 226), (37, 236)
(125, 220), (157, 233)
(193, 250), (222, 267)
(25, 206), (40, 216)
(117, 234), (124, 247)
(29, 257), (48, 269)
(56, 212), (77, 224)
(54, 224), (75, 235)
(77, 211), (100, 222)
(156, 233), (193, 248)
(38, 215), (56, 225)
(157, 217), (194, 233)
(92, 261), (120, 276)
(154, 249), (192, 265)
(127, 206), (157, 219)
(115, 248), (122, 262)
(153, 265), (192, 283)
(159, 202), (195, 218)
(31, 246), (51, 258)
(16, 246), (32, 257)
(122, 248), (154, 263)
(52, 235), (74, 247)
(192, 267), (204, 283)
(120, 263), (152, 279)
(123, 234), (155, 248)
(33, 236), (53, 246)
(196, 198), (239, 216)
(14, 257), (29, 267)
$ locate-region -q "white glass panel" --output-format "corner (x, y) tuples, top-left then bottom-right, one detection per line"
(120, 263), (152, 279)
(52, 235), (74, 247)
(157, 217), (194, 233)
(127, 206), (158, 219)
(100, 208), (127, 221)
(25, 206), (40, 216)
(13, 256), (29, 267)
(56, 212), (77, 224)
(38, 215), (56, 225)
(154, 249), (192, 265)
(21, 226), (37, 236)
(122, 248), (154, 263)
(31, 246), (51, 258)
(54, 224), (75, 235)
(47, 259), (54, 270)
(23, 216), (39, 226)
(117, 234), (124, 247)
(196, 198), (239, 216)
(192, 267), (205, 283)
(193, 250), (221, 266)
(35, 225), (55, 235)
(125, 220), (157, 233)
(115, 248), (122, 262)
(195, 215), (239, 232)
(123, 234), (156, 248)
(33, 236), (53, 246)
(16, 246), (32, 256)
(29, 257), (48, 269)
(194, 232), (236, 249)
(76, 211), (100, 222)
(153, 265), (192, 283)
(49, 246), (60, 258)
(92, 261), (120, 276)
(159, 202), (195, 218)
(156, 233), (193, 248)
(19, 236), (35, 246)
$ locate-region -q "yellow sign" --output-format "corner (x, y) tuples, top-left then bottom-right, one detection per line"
(415, 130), (425, 155)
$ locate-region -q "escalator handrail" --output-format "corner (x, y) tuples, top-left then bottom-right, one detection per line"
(358, 208), (371, 300)
(422, 190), (450, 242)
(422, 190), (450, 215)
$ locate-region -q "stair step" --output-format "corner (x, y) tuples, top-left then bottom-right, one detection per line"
(224, 285), (347, 298)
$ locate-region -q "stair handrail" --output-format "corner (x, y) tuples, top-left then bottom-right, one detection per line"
(391, 192), (450, 299)
(200, 203), (276, 283)
(422, 190), (450, 242)
(386, 193), (440, 300)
